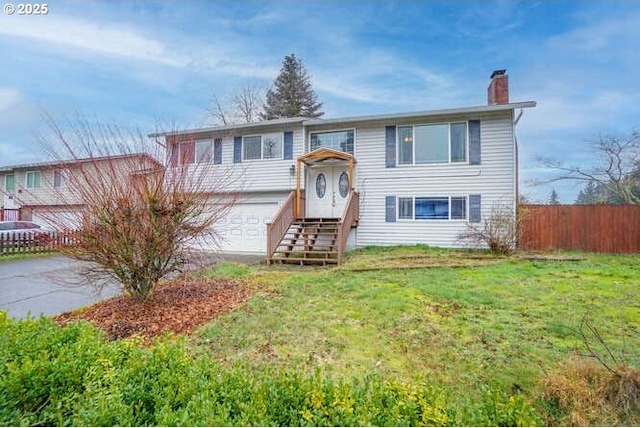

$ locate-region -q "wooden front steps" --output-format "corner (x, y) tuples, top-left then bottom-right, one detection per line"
(269, 217), (340, 265)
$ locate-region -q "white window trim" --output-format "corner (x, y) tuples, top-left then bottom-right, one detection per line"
(308, 128), (356, 156)
(173, 141), (196, 165)
(397, 121), (469, 166)
(242, 132), (284, 161)
(397, 195), (469, 221)
(25, 170), (41, 189)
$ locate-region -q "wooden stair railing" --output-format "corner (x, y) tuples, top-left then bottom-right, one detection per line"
(336, 191), (360, 264)
(266, 190), (305, 264)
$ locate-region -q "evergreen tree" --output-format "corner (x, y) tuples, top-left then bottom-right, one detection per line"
(549, 189), (560, 205)
(261, 54), (323, 120)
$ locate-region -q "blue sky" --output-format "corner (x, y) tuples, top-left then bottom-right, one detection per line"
(1, 1), (639, 202)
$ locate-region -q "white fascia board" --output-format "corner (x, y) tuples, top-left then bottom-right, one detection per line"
(302, 101), (537, 127)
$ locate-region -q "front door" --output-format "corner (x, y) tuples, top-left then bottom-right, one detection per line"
(307, 166), (350, 218)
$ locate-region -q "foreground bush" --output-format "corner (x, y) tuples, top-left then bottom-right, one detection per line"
(0, 313), (542, 426)
(540, 357), (640, 426)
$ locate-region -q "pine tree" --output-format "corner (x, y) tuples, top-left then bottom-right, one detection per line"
(549, 189), (560, 205)
(261, 54), (323, 120)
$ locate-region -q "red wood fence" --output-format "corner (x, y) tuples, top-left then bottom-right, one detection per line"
(0, 230), (78, 257)
(519, 204), (640, 254)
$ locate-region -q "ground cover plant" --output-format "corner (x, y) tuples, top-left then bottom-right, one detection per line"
(1, 245), (638, 425)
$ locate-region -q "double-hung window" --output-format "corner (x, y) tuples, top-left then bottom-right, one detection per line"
(196, 140), (212, 163)
(26, 171), (41, 189)
(53, 169), (68, 188)
(4, 174), (15, 192)
(398, 196), (467, 220)
(310, 130), (354, 155)
(243, 133), (283, 160)
(170, 141), (195, 165)
(397, 122), (467, 165)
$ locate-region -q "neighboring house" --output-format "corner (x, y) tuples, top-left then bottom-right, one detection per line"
(157, 69), (536, 264)
(0, 154), (162, 229)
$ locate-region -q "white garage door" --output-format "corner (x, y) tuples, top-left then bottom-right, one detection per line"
(32, 209), (82, 231)
(213, 202), (279, 253)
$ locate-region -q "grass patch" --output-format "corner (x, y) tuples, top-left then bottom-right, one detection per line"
(0, 251), (59, 262)
(195, 261), (255, 279)
(194, 246), (640, 424)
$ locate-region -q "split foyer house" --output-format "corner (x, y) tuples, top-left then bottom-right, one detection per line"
(155, 70), (536, 263)
(0, 154), (162, 228)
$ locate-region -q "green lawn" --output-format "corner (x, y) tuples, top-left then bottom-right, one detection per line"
(1, 245), (637, 425)
(195, 245), (639, 422)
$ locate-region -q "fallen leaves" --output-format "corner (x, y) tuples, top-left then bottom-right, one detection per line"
(54, 278), (253, 343)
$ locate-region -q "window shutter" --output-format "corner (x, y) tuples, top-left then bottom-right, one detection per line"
(385, 125), (396, 168)
(214, 138), (222, 165)
(169, 141), (179, 166)
(469, 120), (481, 165)
(283, 131), (293, 160)
(469, 194), (481, 223)
(385, 196), (396, 222)
(233, 136), (242, 163)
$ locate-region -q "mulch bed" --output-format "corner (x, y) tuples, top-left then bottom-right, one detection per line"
(54, 278), (253, 343)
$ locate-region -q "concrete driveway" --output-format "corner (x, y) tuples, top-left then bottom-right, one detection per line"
(0, 252), (264, 319)
(0, 256), (120, 319)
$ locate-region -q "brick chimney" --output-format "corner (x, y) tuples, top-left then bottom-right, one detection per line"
(488, 69), (509, 105)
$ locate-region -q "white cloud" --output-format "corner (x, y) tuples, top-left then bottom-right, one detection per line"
(0, 87), (22, 113)
(0, 15), (187, 66)
(547, 12), (640, 54)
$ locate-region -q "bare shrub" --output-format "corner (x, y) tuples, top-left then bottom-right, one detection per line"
(541, 312), (639, 425)
(541, 358), (639, 426)
(457, 203), (529, 254)
(35, 114), (241, 299)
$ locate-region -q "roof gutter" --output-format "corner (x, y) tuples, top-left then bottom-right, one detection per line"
(302, 101), (537, 127)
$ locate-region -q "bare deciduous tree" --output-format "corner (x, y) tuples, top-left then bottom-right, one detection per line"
(537, 130), (640, 204)
(37, 114), (240, 299)
(208, 81), (265, 125)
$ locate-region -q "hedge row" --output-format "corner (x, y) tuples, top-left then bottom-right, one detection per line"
(0, 312), (542, 426)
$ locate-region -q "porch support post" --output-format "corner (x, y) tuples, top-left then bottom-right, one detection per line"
(348, 157), (354, 189)
(296, 159), (302, 218)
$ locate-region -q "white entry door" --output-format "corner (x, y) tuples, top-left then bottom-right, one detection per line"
(307, 166), (350, 218)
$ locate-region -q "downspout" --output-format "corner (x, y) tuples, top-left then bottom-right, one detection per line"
(514, 109), (524, 249)
(514, 109), (524, 209)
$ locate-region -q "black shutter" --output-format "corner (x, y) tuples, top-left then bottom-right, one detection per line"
(469, 120), (481, 165)
(385, 196), (396, 222)
(385, 125), (396, 168)
(214, 138), (222, 165)
(469, 194), (481, 223)
(283, 131), (293, 160)
(233, 136), (242, 163)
